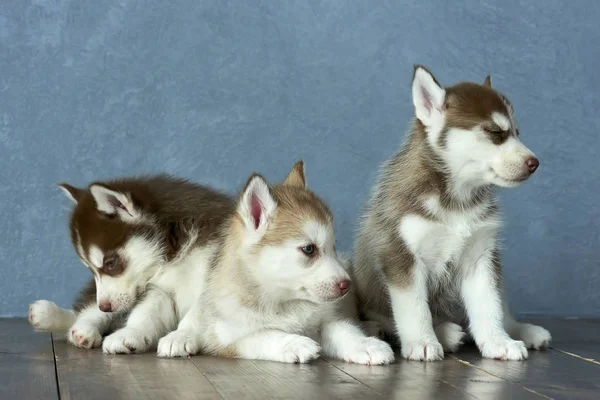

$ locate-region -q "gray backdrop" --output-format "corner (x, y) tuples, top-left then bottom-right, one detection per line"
(1, 0), (598, 317)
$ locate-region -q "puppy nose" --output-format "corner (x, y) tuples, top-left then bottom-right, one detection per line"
(525, 157), (539, 174)
(98, 300), (112, 313)
(337, 279), (351, 295)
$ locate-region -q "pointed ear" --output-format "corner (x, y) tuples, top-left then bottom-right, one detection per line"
(58, 183), (84, 204)
(238, 174), (276, 237)
(89, 184), (140, 221)
(282, 160), (306, 189)
(483, 75), (492, 88)
(412, 65), (446, 127)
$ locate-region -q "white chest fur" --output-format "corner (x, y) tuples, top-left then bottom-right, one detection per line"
(398, 196), (501, 275)
(151, 244), (216, 318)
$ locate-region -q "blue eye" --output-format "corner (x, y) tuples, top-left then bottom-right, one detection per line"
(300, 244), (316, 256)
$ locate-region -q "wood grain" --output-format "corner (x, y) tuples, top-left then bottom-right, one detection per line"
(190, 355), (380, 399)
(325, 354), (544, 400)
(53, 341), (223, 400)
(0, 319), (58, 400)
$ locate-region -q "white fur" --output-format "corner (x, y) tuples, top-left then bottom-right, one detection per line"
(388, 270), (443, 361)
(159, 215), (394, 365)
(68, 304), (114, 349)
(93, 236), (163, 313)
(88, 245), (104, 269)
(30, 232), (218, 354)
(102, 241), (217, 354)
(238, 175), (277, 244)
(492, 112), (510, 131)
(442, 127), (536, 189)
(413, 67), (446, 135)
(28, 300), (76, 334)
(90, 185), (140, 221)
(355, 66), (550, 362)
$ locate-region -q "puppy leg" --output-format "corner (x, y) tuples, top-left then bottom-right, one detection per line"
(28, 300), (76, 335)
(103, 288), (176, 354)
(157, 303), (203, 358)
(226, 330), (322, 364)
(321, 318), (395, 365)
(388, 261), (444, 361)
(68, 303), (115, 349)
(461, 250), (528, 361)
(503, 302), (551, 350)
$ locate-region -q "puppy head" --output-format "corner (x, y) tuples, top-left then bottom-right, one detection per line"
(412, 65), (539, 188)
(59, 182), (164, 313)
(233, 161), (351, 304)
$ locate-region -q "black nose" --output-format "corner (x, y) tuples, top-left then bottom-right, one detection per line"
(525, 157), (539, 174)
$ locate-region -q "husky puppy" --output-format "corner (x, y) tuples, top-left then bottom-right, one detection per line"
(28, 175), (233, 354)
(353, 66), (551, 361)
(156, 162), (395, 365)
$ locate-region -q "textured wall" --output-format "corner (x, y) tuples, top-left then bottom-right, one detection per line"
(1, 0), (598, 317)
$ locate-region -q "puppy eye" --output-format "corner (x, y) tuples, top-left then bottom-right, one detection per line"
(299, 244), (317, 256)
(515, 129), (520, 136)
(103, 257), (117, 270)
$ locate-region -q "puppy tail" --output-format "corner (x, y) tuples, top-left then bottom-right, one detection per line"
(28, 300), (77, 336)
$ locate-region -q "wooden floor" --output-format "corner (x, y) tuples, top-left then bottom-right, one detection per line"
(2, 318), (599, 399)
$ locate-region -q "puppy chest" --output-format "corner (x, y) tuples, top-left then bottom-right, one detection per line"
(398, 213), (496, 271)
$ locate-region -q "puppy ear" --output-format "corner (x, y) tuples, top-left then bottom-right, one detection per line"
(89, 184), (139, 221)
(238, 174), (276, 239)
(282, 160), (306, 189)
(58, 183), (84, 204)
(483, 75), (492, 88)
(412, 65), (446, 127)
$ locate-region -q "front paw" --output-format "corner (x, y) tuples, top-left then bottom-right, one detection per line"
(480, 338), (528, 360)
(516, 324), (551, 350)
(68, 325), (103, 349)
(342, 337), (395, 365)
(280, 335), (321, 364)
(28, 300), (62, 332)
(435, 322), (466, 353)
(401, 339), (444, 361)
(157, 331), (198, 358)
(102, 328), (152, 354)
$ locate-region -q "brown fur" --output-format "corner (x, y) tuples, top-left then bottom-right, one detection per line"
(63, 174), (234, 276)
(72, 279), (97, 313)
(354, 72), (505, 317)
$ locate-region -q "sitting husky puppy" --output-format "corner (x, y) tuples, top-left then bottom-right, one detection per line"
(28, 175), (233, 354)
(353, 66), (551, 361)
(156, 162), (395, 365)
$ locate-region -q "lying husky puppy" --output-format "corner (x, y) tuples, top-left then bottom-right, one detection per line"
(156, 162), (395, 365)
(353, 66), (551, 361)
(28, 174), (234, 354)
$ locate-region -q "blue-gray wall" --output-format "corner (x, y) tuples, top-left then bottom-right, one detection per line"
(1, 0), (598, 317)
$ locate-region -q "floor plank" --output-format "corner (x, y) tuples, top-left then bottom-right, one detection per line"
(0, 319), (58, 400)
(526, 317), (600, 363)
(54, 341), (223, 400)
(325, 355), (544, 400)
(190, 355), (379, 399)
(452, 346), (600, 400)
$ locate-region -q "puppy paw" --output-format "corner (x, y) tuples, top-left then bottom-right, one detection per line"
(435, 322), (466, 353)
(514, 323), (551, 350)
(103, 328), (152, 354)
(480, 337), (528, 360)
(342, 337), (395, 365)
(280, 335), (321, 364)
(68, 325), (103, 349)
(28, 300), (63, 332)
(401, 339), (444, 361)
(157, 331), (199, 358)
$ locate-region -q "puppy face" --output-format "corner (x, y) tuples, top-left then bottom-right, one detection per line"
(59, 183), (164, 313)
(235, 162), (351, 304)
(411, 66), (539, 188)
